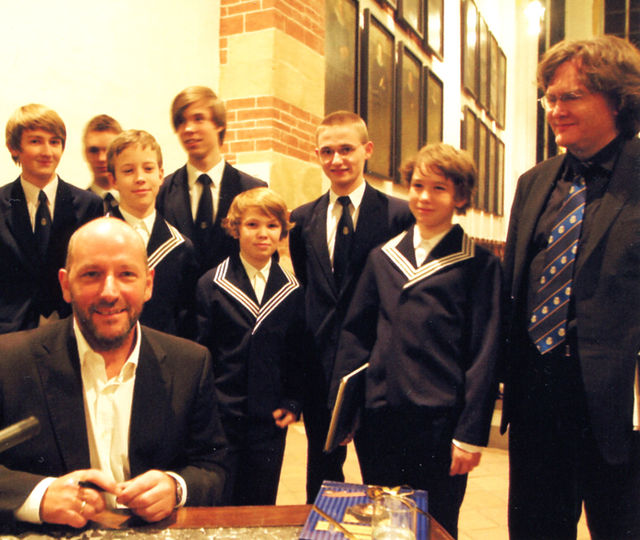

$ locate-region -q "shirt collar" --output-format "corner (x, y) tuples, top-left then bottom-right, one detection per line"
(118, 206), (156, 234)
(239, 253), (272, 281)
(21, 176), (58, 207)
(89, 183), (119, 201)
(73, 317), (141, 380)
(413, 224), (451, 252)
(329, 179), (366, 210)
(187, 159), (225, 189)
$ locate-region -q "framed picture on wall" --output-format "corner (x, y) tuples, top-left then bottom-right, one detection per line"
(487, 131), (497, 215)
(424, 67), (443, 144)
(396, 42), (423, 180)
(478, 17), (489, 111)
(497, 46), (507, 128)
(461, 106), (478, 207)
(496, 137), (505, 215)
(377, 0), (397, 10)
(425, 0), (444, 59)
(324, 0), (358, 115)
(362, 9), (396, 179)
(398, 0), (424, 39)
(489, 32), (499, 121)
(477, 120), (488, 212)
(461, 0), (479, 98)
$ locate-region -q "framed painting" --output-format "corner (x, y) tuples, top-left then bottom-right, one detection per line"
(424, 67), (443, 144)
(362, 9), (396, 178)
(461, 106), (478, 207)
(425, 0), (444, 59)
(478, 17), (489, 111)
(398, 0), (424, 39)
(477, 120), (488, 212)
(461, 0), (479, 98)
(496, 137), (505, 215)
(396, 42), (423, 179)
(497, 46), (507, 128)
(487, 131), (497, 214)
(324, 0), (358, 115)
(489, 32), (499, 121)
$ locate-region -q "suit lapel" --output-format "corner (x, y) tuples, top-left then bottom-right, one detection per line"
(216, 163), (241, 225)
(170, 166), (196, 237)
(4, 179), (39, 268)
(147, 216), (186, 270)
(512, 157), (563, 295)
(575, 139), (640, 276)
(36, 320), (91, 471)
(307, 194), (336, 294)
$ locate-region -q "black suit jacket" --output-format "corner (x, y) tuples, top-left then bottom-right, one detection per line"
(0, 318), (229, 520)
(0, 178), (103, 333)
(156, 163), (266, 275)
(196, 254), (306, 420)
(502, 137), (640, 464)
(289, 183), (413, 390)
(110, 208), (199, 339)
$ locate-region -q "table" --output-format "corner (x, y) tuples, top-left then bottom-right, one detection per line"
(0, 505), (453, 539)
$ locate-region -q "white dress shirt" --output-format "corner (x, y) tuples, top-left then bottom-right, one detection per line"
(118, 207), (156, 247)
(186, 159), (225, 222)
(240, 254), (272, 305)
(20, 176), (57, 231)
(326, 180), (366, 268)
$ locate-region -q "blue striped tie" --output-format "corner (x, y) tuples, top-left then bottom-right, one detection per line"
(528, 165), (588, 354)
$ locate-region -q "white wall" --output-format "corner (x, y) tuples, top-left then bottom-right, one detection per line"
(0, 0), (220, 188)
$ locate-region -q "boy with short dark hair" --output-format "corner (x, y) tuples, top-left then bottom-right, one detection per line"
(0, 104), (103, 333)
(331, 143), (502, 539)
(107, 129), (198, 338)
(196, 187), (306, 506)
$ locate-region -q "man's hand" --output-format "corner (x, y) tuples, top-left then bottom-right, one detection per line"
(272, 408), (297, 428)
(449, 444), (482, 476)
(116, 470), (177, 522)
(40, 469), (117, 527)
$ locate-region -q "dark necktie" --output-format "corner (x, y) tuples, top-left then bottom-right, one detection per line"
(34, 190), (51, 260)
(333, 196), (353, 288)
(195, 174), (214, 233)
(528, 164), (588, 354)
(103, 192), (118, 214)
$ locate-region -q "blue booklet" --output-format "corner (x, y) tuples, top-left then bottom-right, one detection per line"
(299, 480), (428, 539)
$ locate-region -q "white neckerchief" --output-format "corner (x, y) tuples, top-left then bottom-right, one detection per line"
(413, 226), (451, 267)
(119, 207), (156, 247)
(240, 254), (272, 305)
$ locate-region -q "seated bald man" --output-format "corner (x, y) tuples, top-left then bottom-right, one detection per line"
(0, 217), (228, 527)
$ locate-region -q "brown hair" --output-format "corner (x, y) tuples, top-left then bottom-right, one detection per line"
(83, 114), (122, 145)
(401, 143), (476, 215)
(171, 86), (227, 144)
(537, 35), (640, 138)
(107, 129), (163, 175)
(316, 110), (370, 144)
(6, 104), (66, 163)
(223, 187), (292, 240)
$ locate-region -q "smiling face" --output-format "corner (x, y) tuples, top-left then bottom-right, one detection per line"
(59, 219), (153, 353)
(112, 144), (163, 218)
(408, 165), (466, 238)
(545, 60), (619, 160)
(315, 124), (373, 196)
(9, 128), (63, 188)
(176, 100), (224, 170)
(237, 208), (282, 269)
(84, 130), (119, 188)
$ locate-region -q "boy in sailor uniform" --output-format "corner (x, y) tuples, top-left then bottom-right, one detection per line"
(107, 130), (199, 338)
(331, 143), (502, 539)
(196, 187), (306, 506)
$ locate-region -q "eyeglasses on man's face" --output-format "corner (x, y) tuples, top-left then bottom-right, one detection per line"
(538, 90), (590, 111)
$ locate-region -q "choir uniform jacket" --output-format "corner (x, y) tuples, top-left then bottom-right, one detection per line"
(110, 208), (199, 339)
(0, 318), (229, 522)
(157, 163), (266, 275)
(196, 253), (306, 421)
(332, 224), (502, 447)
(0, 178), (103, 334)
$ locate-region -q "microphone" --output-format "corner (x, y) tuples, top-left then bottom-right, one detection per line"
(0, 416), (41, 453)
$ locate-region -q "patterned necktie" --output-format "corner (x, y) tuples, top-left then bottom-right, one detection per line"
(333, 196), (353, 288)
(195, 174), (214, 239)
(34, 190), (51, 260)
(528, 163), (588, 354)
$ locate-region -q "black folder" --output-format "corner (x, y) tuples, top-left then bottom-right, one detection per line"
(323, 363), (368, 453)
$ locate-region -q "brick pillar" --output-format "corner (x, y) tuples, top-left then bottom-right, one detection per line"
(219, 0), (326, 207)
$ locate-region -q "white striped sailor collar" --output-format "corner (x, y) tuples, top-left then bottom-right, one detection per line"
(212, 255), (300, 335)
(146, 219), (186, 270)
(381, 224), (475, 290)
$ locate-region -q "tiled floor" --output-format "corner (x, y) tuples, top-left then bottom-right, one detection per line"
(277, 421), (590, 539)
